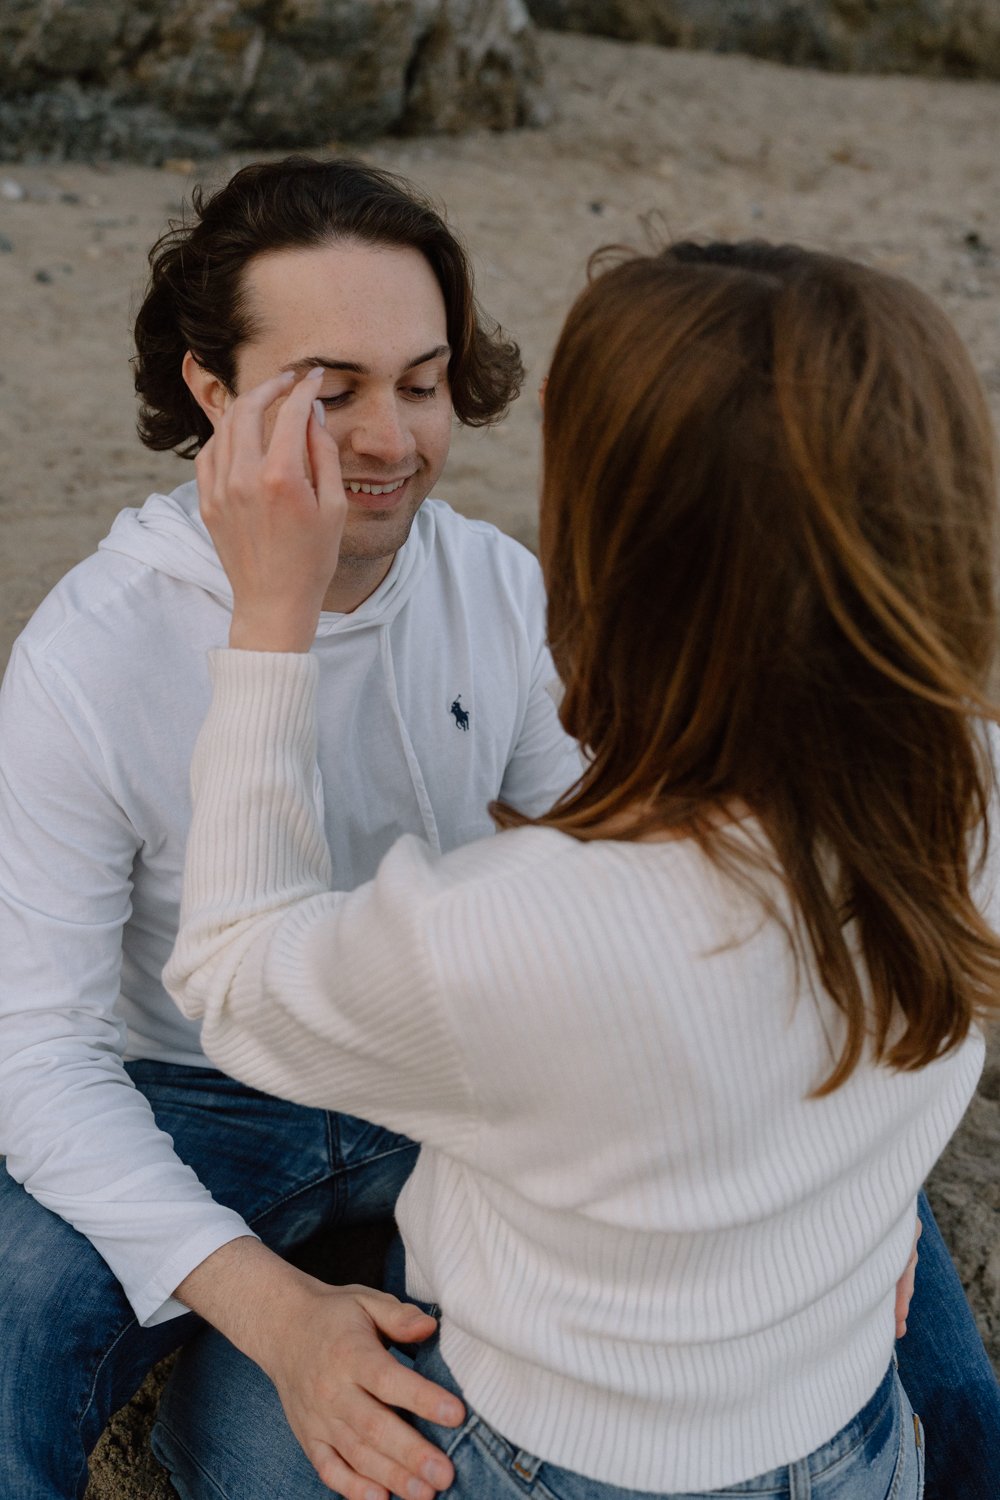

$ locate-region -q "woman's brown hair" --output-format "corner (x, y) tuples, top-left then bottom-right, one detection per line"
(133, 156), (523, 457)
(503, 240), (1000, 1091)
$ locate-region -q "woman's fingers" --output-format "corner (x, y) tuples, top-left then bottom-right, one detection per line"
(308, 400), (348, 529)
(895, 1217), (923, 1338)
(261, 366), (327, 502)
(194, 435), (217, 523)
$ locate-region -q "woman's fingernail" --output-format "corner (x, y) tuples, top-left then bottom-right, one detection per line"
(312, 399), (325, 427)
(307, 364), (325, 381)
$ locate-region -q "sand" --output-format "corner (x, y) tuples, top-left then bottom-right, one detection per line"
(0, 28), (997, 1498)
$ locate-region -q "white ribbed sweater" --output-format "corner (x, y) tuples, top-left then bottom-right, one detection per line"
(166, 651), (986, 1491)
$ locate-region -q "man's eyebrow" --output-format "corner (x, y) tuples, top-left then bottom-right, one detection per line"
(281, 345), (451, 377)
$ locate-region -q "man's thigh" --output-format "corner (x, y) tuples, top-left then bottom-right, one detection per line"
(896, 1189), (1000, 1500)
(0, 1159), (201, 1496)
(0, 1061), (415, 1495)
(127, 1060), (417, 1246)
(153, 1327), (331, 1500)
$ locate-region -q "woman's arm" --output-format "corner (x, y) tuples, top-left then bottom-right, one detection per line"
(165, 371), (475, 1146)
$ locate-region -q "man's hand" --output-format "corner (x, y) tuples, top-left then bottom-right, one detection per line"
(895, 1216), (922, 1339)
(196, 366), (347, 653)
(262, 1279), (462, 1500)
(176, 1238), (463, 1500)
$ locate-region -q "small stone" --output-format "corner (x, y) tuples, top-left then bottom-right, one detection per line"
(0, 234), (13, 253)
(34, 268), (53, 283)
(1, 179), (26, 201)
(964, 230), (993, 264)
(60, 192), (82, 206)
(589, 200), (605, 215)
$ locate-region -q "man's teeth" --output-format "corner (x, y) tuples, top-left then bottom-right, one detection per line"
(346, 479), (407, 496)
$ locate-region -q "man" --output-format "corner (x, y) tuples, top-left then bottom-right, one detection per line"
(0, 156), (581, 1500)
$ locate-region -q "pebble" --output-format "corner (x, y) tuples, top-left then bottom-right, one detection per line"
(0, 234), (13, 253)
(33, 269), (53, 284)
(1, 178), (26, 202)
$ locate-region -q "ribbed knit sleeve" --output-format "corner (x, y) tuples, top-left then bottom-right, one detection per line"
(165, 650), (476, 1153)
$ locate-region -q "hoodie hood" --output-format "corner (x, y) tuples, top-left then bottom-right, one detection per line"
(99, 479), (438, 637)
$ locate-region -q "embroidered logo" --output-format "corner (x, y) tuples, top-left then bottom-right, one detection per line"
(450, 696), (470, 731)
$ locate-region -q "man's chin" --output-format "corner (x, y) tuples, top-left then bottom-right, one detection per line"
(338, 495), (425, 563)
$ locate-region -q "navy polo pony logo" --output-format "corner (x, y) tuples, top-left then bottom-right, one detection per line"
(450, 696), (470, 731)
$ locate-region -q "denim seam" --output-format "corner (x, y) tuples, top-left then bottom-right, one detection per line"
(74, 1312), (142, 1494)
(809, 1367), (896, 1481)
(324, 1108), (335, 1170)
(464, 1420), (560, 1499)
(150, 1415), (232, 1499)
(339, 1141), (418, 1171)
(885, 1394), (909, 1500)
(243, 1168), (340, 1229)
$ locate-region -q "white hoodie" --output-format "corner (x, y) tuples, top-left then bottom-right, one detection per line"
(0, 482), (581, 1325)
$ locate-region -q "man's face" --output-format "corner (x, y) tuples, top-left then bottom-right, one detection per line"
(234, 240), (453, 566)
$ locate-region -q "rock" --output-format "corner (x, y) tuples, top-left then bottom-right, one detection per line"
(401, 0), (546, 133)
(524, 1), (1000, 80)
(0, 0), (543, 163)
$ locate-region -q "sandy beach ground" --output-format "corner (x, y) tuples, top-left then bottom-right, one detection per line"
(1, 28), (998, 1498)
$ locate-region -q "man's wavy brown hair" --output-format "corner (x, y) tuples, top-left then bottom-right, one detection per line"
(501, 240), (1000, 1092)
(133, 156), (523, 458)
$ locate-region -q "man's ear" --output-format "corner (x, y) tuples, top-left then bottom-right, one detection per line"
(182, 351), (232, 431)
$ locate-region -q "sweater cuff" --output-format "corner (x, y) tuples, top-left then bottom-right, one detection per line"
(206, 648), (318, 726)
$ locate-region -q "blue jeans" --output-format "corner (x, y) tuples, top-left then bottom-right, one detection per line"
(894, 1198), (1000, 1488)
(154, 1326), (924, 1499)
(0, 1060), (417, 1499)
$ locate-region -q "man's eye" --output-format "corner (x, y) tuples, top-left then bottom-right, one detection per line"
(321, 393), (352, 408)
(405, 385), (438, 400)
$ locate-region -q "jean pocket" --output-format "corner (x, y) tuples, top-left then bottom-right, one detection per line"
(913, 1412), (925, 1500)
(887, 1378), (922, 1500)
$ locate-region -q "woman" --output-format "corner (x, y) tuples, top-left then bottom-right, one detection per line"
(164, 242), (1000, 1497)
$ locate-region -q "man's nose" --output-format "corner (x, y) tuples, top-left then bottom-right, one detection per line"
(347, 397), (414, 466)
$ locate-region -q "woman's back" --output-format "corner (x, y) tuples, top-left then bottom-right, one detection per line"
(289, 816), (984, 1489)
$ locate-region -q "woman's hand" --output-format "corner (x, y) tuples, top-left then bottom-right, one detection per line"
(196, 367), (347, 652)
(895, 1216), (922, 1338)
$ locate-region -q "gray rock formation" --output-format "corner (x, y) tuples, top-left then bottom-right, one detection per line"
(525, 1), (1000, 79)
(0, 0), (544, 163)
